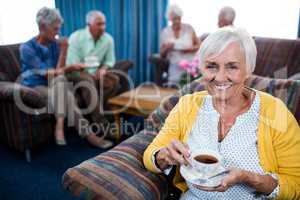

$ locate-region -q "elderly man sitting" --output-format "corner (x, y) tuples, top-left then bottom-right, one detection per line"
(66, 10), (121, 148)
(218, 6), (236, 28)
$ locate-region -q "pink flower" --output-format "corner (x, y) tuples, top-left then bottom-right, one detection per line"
(179, 60), (190, 69)
(179, 58), (200, 77)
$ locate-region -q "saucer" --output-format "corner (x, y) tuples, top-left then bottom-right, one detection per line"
(180, 165), (227, 188)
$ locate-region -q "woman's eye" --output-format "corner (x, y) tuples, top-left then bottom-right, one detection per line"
(227, 65), (238, 70)
(206, 64), (217, 69)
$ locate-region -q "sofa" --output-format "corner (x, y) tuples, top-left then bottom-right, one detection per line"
(149, 36), (300, 86)
(0, 43), (133, 162)
(62, 74), (300, 199)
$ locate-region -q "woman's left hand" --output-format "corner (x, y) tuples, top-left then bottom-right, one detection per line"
(193, 168), (244, 192)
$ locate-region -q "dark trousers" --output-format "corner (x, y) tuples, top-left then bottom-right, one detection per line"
(67, 71), (120, 128)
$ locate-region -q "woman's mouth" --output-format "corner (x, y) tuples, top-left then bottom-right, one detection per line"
(214, 84), (232, 91)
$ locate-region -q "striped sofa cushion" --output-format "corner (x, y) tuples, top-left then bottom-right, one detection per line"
(245, 75), (300, 122)
(62, 75), (300, 199)
(62, 131), (168, 200)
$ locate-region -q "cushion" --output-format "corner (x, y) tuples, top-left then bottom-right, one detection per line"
(62, 132), (168, 200)
(245, 75), (300, 122)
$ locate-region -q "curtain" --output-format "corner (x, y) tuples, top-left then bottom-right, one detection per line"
(298, 9), (300, 38)
(55, 0), (168, 85)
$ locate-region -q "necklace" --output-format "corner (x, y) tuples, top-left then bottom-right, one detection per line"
(216, 93), (254, 142)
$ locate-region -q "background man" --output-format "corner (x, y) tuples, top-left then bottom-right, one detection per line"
(218, 6), (236, 28)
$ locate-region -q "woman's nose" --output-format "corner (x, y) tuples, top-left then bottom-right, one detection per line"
(215, 68), (227, 82)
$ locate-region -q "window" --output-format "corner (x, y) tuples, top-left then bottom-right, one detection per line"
(169, 0), (299, 39)
(0, 0), (55, 45)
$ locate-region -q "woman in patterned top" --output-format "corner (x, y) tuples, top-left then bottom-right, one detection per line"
(144, 27), (300, 199)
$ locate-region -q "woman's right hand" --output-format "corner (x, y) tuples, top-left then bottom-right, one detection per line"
(155, 139), (191, 170)
(165, 42), (174, 50)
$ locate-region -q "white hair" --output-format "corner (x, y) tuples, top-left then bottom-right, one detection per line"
(86, 10), (105, 24)
(166, 4), (183, 19)
(219, 6), (235, 23)
(36, 7), (63, 27)
(197, 27), (257, 73)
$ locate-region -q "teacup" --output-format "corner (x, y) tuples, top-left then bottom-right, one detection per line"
(190, 149), (223, 177)
(84, 56), (99, 74)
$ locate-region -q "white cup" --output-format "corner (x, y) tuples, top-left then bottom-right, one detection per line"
(190, 149), (223, 176)
(84, 56), (99, 67)
(84, 56), (99, 74)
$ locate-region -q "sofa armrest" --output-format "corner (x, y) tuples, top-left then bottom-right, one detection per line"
(148, 54), (169, 86)
(113, 60), (134, 73)
(245, 75), (300, 123)
(112, 60), (134, 94)
(62, 131), (169, 200)
(0, 82), (46, 109)
(289, 72), (300, 80)
(0, 72), (9, 81)
(148, 54), (169, 69)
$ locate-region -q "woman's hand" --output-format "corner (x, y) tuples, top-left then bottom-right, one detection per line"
(181, 46), (199, 54)
(193, 168), (243, 192)
(46, 68), (65, 78)
(163, 42), (174, 51)
(160, 42), (174, 57)
(155, 139), (191, 171)
(194, 168), (278, 195)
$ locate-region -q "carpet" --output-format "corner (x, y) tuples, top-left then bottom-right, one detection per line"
(0, 115), (144, 200)
(0, 130), (108, 200)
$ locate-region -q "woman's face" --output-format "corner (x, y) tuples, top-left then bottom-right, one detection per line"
(170, 14), (181, 28)
(41, 21), (61, 41)
(200, 42), (249, 101)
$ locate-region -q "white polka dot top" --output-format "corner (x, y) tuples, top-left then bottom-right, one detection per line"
(180, 92), (279, 200)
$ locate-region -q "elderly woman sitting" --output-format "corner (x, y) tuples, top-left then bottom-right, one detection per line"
(160, 4), (200, 86)
(144, 27), (300, 199)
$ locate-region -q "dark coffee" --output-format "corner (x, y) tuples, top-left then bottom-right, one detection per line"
(194, 154), (218, 164)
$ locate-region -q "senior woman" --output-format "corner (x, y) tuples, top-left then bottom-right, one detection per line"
(20, 7), (111, 148)
(144, 27), (300, 199)
(160, 4), (200, 86)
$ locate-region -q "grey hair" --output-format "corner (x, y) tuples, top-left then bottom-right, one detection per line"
(219, 6), (235, 23)
(36, 7), (63, 27)
(86, 10), (105, 24)
(197, 27), (257, 73)
(166, 4), (183, 19)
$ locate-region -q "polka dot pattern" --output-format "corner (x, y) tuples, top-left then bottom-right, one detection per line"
(181, 93), (272, 200)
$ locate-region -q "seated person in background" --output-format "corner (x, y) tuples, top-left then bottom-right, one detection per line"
(20, 7), (112, 148)
(160, 4), (200, 86)
(218, 6), (236, 28)
(144, 27), (300, 199)
(66, 10), (120, 148)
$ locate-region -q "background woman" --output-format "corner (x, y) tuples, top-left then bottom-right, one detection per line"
(160, 4), (200, 86)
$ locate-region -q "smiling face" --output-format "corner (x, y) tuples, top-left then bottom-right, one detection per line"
(88, 15), (106, 40)
(200, 42), (249, 101)
(169, 13), (181, 29)
(40, 21), (61, 42)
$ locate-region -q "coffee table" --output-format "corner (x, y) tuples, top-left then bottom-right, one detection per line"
(108, 85), (178, 141)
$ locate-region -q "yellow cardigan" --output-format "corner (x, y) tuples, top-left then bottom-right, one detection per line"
(143, 90), (300, 200)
